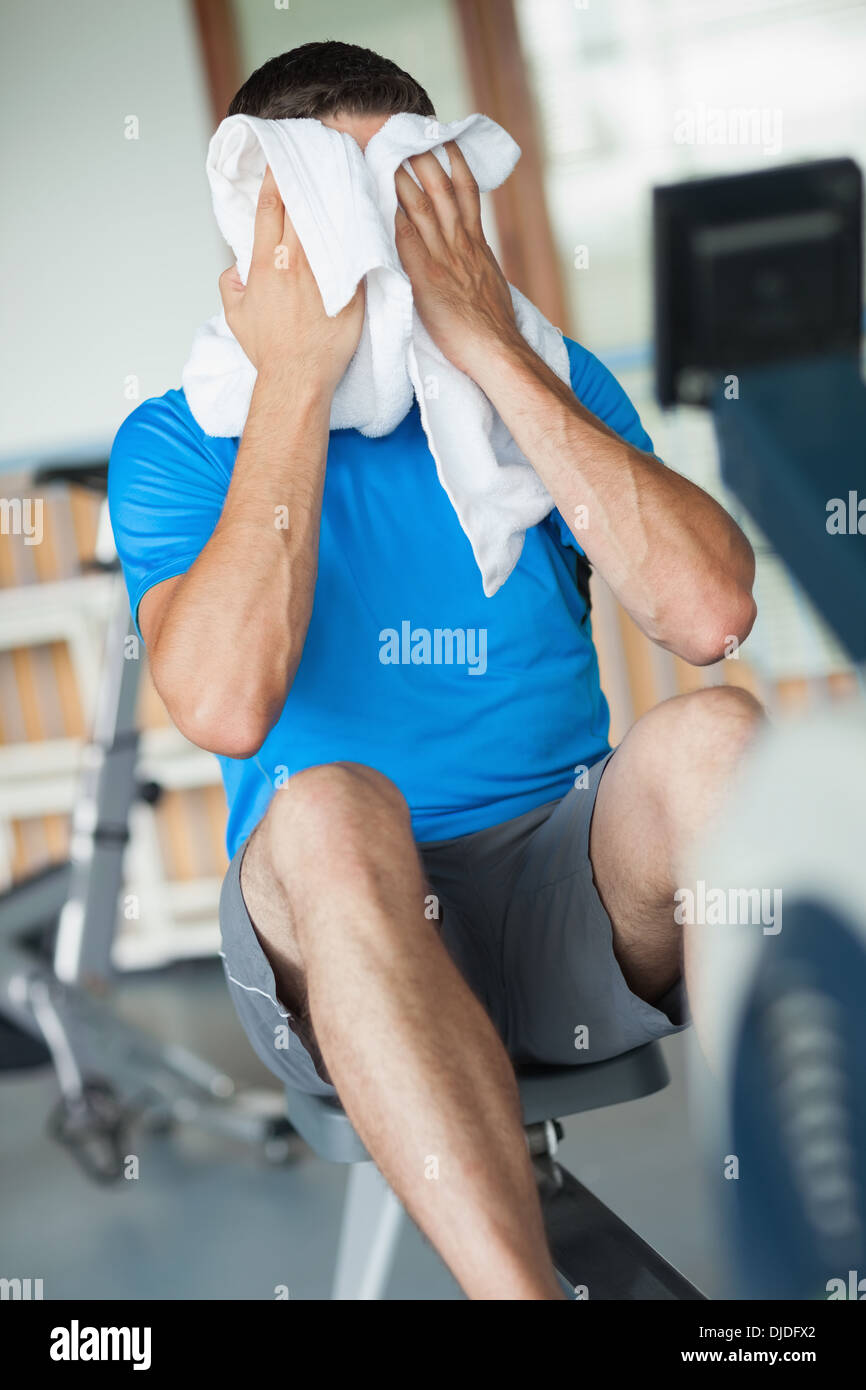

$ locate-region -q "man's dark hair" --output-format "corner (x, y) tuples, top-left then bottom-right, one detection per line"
(227, 40), (435, 122)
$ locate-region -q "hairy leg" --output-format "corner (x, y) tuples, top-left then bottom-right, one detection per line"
(241, 761), (564, 1301)
(589, 687), (767, 1032)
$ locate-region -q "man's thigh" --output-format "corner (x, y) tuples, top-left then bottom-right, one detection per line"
(219, 761), (482, 1097)
(476, 756), (690, 1070)
(220, 760), (418, 1095)
(419, 759), (690, 1073)
(219, 835), (337, 1095)
(589, 687), (765, 1003)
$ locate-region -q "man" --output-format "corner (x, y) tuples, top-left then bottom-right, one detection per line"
(109, 41), (762, 1300)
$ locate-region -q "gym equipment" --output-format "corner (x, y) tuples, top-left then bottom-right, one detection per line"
(0, 460), (294, 1180)
(687, 707), (866, 1300)
(654, 156), (865, 661)
(654, 157), (866, 1297)
(653, 158), (862, 410)
(284, 1042), (705, 1300)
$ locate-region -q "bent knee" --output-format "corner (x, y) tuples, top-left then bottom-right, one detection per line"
(628, 686), (765, 789)
(265, 761), (410, 850)
(675, 686), (764, 754)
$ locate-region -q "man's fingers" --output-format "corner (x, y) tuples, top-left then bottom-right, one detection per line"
(251, 165), (285, 271)
(393, 204), (428, 276)
(407, 150), (462, 242)
(251, 166), (307, 275)
(218, 264), (244, 314)
(395, 161), (447, 258)
(281, 202), (302, 256)
(443, 141), (483, 234)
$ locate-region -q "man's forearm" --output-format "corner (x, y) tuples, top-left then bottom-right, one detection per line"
(150, 371), (331, 756)
(470, 333), (756, 665)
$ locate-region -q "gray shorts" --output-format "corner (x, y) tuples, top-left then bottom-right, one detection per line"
(218, 751), (690, 1098)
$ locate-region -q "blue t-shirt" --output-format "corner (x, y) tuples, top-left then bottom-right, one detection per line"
(108, 337), (653, 857)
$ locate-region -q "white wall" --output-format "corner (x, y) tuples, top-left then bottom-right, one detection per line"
(234, 0), (472, 127)
(0, 0), (483, 466)
(0, 0), (226, 463)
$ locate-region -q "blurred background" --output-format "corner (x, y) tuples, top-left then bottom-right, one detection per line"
(1, 0), (864, 1300)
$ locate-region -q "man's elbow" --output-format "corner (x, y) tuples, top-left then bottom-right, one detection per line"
(175, 699), (273, 759)
(149, 633), (302, 759)
(680, 586), (758, 666)
(156, 677), (278, 760)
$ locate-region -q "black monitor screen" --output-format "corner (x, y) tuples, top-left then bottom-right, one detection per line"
(653, 159), (862, 406)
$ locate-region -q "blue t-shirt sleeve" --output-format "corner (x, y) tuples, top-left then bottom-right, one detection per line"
(108, 390), (230, 640)
(546, 335), (655, 553)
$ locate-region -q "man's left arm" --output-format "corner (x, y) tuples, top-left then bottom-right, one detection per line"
(394, 145), (757, 667)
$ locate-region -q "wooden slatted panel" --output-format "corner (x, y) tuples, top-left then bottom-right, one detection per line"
(1, 478), (228, 889)
(66, 487), (102, 570)
(155, 789), (205, 882)
(1, 479), (78, 875)
(9, 819), (46, 880)
(50, 639), (85, 738)
(205, 783), (231, 875)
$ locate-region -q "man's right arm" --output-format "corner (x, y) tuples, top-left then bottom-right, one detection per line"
(139, 169), (364, 759)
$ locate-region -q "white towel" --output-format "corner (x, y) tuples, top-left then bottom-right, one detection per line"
(182, 111), (571, 596)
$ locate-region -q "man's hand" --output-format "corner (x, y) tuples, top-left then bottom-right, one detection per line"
(220, 166), (365, 394)
(394, 142), (519, 375)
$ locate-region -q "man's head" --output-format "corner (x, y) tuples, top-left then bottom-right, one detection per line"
(228, 41), (435, 151)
